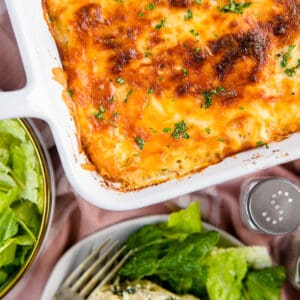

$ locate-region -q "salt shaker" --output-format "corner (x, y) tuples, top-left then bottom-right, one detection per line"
(240, 177), (300, 235)
(240, 177), (300, 289)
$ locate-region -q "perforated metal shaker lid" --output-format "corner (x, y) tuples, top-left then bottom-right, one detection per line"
(245, 178), (300, 235)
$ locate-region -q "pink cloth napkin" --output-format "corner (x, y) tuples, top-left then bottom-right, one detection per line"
(1, 3), (300, 299)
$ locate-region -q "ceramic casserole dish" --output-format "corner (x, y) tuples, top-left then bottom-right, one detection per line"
(0, 0), (300, 210)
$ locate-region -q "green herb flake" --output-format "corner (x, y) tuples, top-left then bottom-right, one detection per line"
(171, 121), (190, 139)
(68, 89), (74, 97)
(256, 141), (263, 146)
(184, 9), (193, 20)
(202, 86), (224, 108)
(116, 77), (125, 84)
(124, 89), (133, 103)
(193, 0), (202, 4)
(284, 59), (300, 77)
(94, 105), (106, 120)
(109, 96), (115, 103)
(146, 3), (156, 10)
(279, 45), (296, 68)
(138, 11), (145, 17)
(155, 18), (167, 30)
(189, 29), (199, 37)
(163, 127), (171, 133)
(195, 47), (202, 53)
(182, 68), (189, 77)
(239, 106), (245, 110)
(277, 45), (300, 77)
(147, 87), (154, 94)
(145, 51), (151, 57)
(204, 127), (211, 134)
(134, 137), (145, 150)
(218, 137), (225, 142)
(218, 0), (252, 14)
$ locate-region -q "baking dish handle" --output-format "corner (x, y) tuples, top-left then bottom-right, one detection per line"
(0, 88), (36, 119)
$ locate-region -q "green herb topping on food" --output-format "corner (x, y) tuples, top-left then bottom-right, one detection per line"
(134, 137), (145, 150)
(94, 105), (106, 120)
(171, 121), (190, 139)
(218, 0), (252, 14)
(277, 45), (300, 77)
(202, 86), (225, 108)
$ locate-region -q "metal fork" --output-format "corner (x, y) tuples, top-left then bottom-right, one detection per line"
(53, 240), (132, 300)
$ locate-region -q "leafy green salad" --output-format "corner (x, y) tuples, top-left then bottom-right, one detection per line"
(117, 202), (286, 300)
(0, 119), (44, 291)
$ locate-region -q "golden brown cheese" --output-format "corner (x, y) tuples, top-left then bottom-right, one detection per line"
(43, 0), (300, 190)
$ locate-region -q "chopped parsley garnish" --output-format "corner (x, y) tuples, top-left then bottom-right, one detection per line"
(147, 87), (154, 94)
(218, 137), (225, 142)
(204, 127), (211, 134)
(68, 89), (74, 97)
(146, 3), (156, 10)
(218, 0), (252, 14)
(184, 9), (193, 20)
(193, 0), (202, 3)
(278, 45), (300, 77)
(138, 12), (145, 17)
(94, 105), (106, 120)
(124, 89), (133, 103)
(171, 121), (190, 139)
(134, 137), (145, 150)
(182, 68), (189, 77)
(202, 86), (225, 108)
(280, 45), (295, 68)
(195, 47), (202, 53)
(256, 141), (263, 146)
(109, 96), (115, 103)
(145, 51), (151, 57)
(239, 106), (244, 110)
(155, 18), (167, 30)
(116, 77), (125, 84)
(284, 60), (300, 77)
(189, 29), (199, 37)
(163, 127), (171, 133)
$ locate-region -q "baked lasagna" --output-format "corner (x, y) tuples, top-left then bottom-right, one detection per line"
(43, 0), (300, 190)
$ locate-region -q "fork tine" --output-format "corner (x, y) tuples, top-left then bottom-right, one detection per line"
(79, 245), (127, 298)
(62, 239), (110, 288)
(71, 240), (119, 292)
(95, 249), (133, 290)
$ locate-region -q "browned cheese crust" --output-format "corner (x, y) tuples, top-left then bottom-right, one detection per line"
(43, 0), (300, 190)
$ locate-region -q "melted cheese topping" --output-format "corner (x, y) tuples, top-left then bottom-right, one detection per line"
(43, 0), (300, 190)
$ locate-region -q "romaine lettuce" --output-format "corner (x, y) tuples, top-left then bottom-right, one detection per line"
(0, 119), (43, 292)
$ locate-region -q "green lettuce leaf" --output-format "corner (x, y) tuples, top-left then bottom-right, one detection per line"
(164, 201), (202, 240)
(0, 188), (20, 214)
(0, 270), (8, 285)
(243, 266), (286, 300)
(0, 120), (26, 142)
(204, 247), (248, 300)
(0, 209), (18, 244)
(0, 119), (43, 291)
(0, 239), (17, 268)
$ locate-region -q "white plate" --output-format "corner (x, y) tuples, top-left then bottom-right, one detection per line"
(41, 215), (243, 300)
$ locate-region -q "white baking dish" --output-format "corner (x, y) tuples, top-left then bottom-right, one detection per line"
(1, 0), (300, 211)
